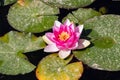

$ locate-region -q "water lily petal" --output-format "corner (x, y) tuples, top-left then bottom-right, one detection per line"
(77, 39), (90, 49)
(77, 25), (84, 34)
(75, 25), (83, 38)
(44, 44), (59, 52)
(64, 19), (71, 26)
(58, 50), (71, 59)
(42, 35), (54, 44)
(69, 23), (75, 31)
(70, 42), (78, 50)
(54, 20), (61, 28)
(45, 33), (57, 43)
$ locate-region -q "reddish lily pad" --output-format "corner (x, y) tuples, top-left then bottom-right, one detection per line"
(8, 0), (59, 33)
(36, 54), (83, 80)
(74, 15), (120, 71)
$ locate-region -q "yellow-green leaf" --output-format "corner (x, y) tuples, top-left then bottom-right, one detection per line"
(36, 53), (83, 80)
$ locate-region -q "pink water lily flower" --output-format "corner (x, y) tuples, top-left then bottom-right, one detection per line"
(42, 19), (90, 59)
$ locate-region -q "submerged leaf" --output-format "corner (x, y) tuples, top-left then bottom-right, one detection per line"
(0, 31), (46, 75)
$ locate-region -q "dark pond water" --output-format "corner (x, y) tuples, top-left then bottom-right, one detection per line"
(0, 0), (120, 80)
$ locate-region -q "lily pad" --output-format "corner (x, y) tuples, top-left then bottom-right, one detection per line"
(0, 31), (46, 75)
(0, 0), (17, 6)
(62, 13), (80, 24)
(40, 0), (95, 9)
(74, 15), (120, 71)
(8, 0), (59, 33)
(36, 54), (83, 80)
(63, 8), (101, 24)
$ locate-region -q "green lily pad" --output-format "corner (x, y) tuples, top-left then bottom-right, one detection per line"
(74, 15), (120, 71)
(0, 31), (46, 75)
(40, 0), (95, 9)
(0, 0), (17, 6)
(36, 54), (83, 80)
(63, 8), (101, 24)
(8, 0), (59, 33)
(62, 13), (80, 24)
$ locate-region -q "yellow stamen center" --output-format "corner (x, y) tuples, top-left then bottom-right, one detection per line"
(17, 0), (25, 6)
(59, 32), (70, 41)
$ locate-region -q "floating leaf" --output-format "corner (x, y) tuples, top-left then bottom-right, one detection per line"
(63, 8), (101, 24)
(62, 13), (79, 24)
(8, 0), (59, 33)
(40, 0), (95, 9)
(0, 0), (17, 6)
(36, 54), (83, 80)
(0, 31), (46, 75)
(74, 15), (120, 71)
